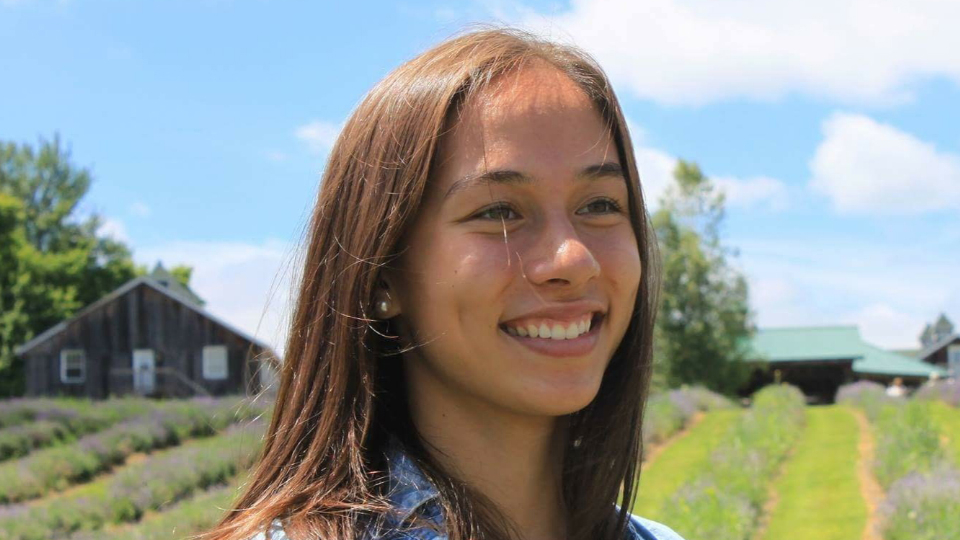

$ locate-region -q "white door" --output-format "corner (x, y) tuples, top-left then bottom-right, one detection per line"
(133, 349), (156, 394)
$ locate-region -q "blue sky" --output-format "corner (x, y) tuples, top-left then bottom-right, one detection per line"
(1, 0), (958, 352)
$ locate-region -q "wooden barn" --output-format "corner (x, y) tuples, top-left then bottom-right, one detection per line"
(915, 314), (960, 377)
(14, 264), (279, 399)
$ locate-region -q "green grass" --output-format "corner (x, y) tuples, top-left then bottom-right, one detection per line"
(760, 405), (866, 540)
(927, 400), (960, 466)
(631, 408), (741, 519)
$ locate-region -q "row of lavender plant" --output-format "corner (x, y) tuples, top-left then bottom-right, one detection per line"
(656, 384), (807, 540)
(68, 474), (249, 540)
(837, 380), (959, 540)
(642, 385), (736, 448)
(0, 396), (268, 503)
(0, 397), (160, 462)
(0, 420), (265, 540)
(0, 397), (149, 429)
(913, 378), (960, 407)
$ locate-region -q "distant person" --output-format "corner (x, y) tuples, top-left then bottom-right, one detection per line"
(886, 377), (907, 398)
(201, 28), (683, 540)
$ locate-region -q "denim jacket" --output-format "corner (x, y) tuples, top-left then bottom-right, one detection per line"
(253, 443), (686, 540)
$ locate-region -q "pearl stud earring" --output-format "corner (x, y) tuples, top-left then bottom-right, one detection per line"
(377, 300), (390, 314)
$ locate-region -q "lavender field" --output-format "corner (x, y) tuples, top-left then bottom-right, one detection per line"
(0, 384), (957, 540)
(0, 396), (270, 540)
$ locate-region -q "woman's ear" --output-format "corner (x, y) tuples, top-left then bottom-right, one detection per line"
(373, 272), (402, 319)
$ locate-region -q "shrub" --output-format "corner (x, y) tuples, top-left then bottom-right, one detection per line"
(879, 461), (960, 540)
(872, 400), (944, 490)
(642, 385), (735, 447)
(836, 380), (892, 421)
(658, 384), (806, 540)
(913, 379), (960, 408)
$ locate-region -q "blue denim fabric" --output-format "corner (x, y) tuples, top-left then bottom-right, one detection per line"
(251, 442), (686, 540)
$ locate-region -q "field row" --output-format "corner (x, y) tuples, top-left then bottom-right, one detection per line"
(633, 380), (960, 540)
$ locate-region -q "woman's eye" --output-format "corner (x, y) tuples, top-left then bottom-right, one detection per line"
(577, 198), (623, 215)
(475, 203), (519, 221)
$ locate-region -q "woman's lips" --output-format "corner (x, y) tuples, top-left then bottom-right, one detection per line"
(500, 313), (603, 358)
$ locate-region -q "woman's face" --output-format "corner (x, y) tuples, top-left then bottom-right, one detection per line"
(387, 63), (642, 420)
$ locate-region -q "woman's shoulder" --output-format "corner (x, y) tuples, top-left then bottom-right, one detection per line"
(249, 513), (685, 540)
(628, 514), (687, 540)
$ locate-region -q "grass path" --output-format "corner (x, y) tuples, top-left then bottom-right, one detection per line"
(631, 408), (741, 519)
(757, 405), (866, 540)
(926, 400), (960, 466)
(851, 407), (884, 540)
(643, 411), (706, 467)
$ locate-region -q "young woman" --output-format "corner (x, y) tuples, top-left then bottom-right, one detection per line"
(203, 27), (685, 540)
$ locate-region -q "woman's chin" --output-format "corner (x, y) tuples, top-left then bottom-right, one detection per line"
(513, 378), (604, 417)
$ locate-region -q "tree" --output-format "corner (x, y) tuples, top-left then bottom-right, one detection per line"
(651, 160), (755, 395)
(0, 136), (141, 396)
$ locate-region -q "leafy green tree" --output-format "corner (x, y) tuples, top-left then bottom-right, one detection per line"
(0, 136), (141, 396)
(651, 160), (754, 395)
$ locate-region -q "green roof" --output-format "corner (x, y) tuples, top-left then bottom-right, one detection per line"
(745, 326), (864, 362)
(744, 325), (948, 379)
(854, 344), (948, 378)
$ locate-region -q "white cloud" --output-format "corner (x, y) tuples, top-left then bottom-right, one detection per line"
(842, 303), (926, 349)
(715, 176), (789, 211)
(634, 145), (676, 208)
(738, 237), (960, 349)
(295, 120), (342, 155)
(810, 113), (960, 214)
(97, 217), (129, 243)
(518, 0), (960, 105)
(626, 118), (789, 210)
(129, 201), (151, 218)
(135, 239), (300, 357)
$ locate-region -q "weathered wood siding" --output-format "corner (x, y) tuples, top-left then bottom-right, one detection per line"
(24, 282), (268, 398)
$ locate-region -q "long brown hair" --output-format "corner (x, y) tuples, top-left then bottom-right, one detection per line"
(202, 27), (661, 540)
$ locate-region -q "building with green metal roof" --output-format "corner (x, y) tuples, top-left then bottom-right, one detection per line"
(741, 325), (947, 403)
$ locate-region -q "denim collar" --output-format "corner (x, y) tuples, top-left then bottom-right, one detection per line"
(383, 439), (442, 528)
(381, 440), (662, 540)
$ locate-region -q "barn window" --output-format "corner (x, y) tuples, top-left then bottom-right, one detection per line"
(60, 349), (86, 383)
(202, 345), (228, 380)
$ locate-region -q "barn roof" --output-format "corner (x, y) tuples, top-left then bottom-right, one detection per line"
(744, 325), (864, 362)
(853, 344), (948, 378)
(745, 325), (947, 379)
(14, 274), (275, 358)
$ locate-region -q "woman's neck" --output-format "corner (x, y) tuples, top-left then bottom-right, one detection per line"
(407, 377), (569, 540)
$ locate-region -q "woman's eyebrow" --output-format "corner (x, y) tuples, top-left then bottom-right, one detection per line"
(443, 161), (624, 202)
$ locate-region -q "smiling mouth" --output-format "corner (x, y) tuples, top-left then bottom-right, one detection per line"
(498, 312), (605, 340)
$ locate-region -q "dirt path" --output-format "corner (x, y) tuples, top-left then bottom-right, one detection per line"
(852, 409), (884, 540)
(642, 411), (706, 468)
(750, 442), (794, 540)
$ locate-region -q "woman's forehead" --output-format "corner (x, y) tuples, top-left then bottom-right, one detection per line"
(458, 62), (598, 131)
(432, 64), (614, 186)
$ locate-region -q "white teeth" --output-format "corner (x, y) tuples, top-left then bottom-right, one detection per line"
(586, 317), (592, 333)
(549, 324), (563, 340)
(503, 315), (595, 340)
(539, 323), (551, 338)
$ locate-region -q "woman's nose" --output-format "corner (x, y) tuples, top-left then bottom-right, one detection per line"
(523, 216), (601, 288)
